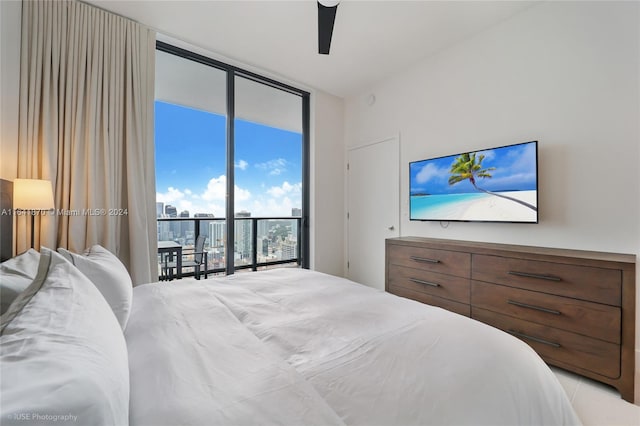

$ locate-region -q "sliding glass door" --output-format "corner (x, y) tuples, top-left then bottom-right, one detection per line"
(233, 75), (303, 269)
(154, 43), (309, 275)
(154, 49), (228, 275)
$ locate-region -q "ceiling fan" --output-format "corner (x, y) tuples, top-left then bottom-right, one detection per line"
(317, 1), (339, 54)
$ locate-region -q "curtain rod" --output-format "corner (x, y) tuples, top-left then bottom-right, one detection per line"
(77, 0), (152, 31)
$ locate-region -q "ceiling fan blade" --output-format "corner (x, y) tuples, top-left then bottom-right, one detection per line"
(318, 2), (338, 55)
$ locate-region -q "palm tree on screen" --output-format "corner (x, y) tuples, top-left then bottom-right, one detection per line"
(448, 153), (537, 211)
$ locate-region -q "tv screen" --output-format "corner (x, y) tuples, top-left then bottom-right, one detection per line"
(409, 141), (538, 223)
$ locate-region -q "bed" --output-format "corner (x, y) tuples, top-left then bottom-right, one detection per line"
(1, 246), (582, 426)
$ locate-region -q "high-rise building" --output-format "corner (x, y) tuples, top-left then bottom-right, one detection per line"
(282, 239), (297, 260)
(209, 221), (225, 249)
(257, 219), (269, 239)
(179, 210), (190, 242)
(208, 221), (225, 268)
(158, 220), (172, 241)
(291, 210), (301, 239)
(235, 211), (252, 261)
(165, 205), (177, 217)
(156, 202), (164, 218)
(290, 218), (298, 241)
(163, 205), (178, 241)
(261, 238), (270, 257)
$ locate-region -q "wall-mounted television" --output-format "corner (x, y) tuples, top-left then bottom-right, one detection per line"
(409, 141), (538, 223)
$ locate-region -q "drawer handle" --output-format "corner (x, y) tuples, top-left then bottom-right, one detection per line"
(507, 300), (561, 315)
(508, 271), (562, 282)
(410, 278), (440, 288)
(410, 256), (441, 264)
(508, 330), (561, 348)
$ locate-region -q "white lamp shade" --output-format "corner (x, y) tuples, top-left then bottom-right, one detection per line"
(13, 179), (55, 211)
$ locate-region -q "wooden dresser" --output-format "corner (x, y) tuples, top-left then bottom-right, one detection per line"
(385, 237), (636, 403)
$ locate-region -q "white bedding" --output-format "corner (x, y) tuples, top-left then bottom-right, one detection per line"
(126, 268), (581, 426)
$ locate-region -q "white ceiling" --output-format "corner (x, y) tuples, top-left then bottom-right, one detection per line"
(87, 1), (536, 98)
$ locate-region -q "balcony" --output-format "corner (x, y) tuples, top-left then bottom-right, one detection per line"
(157, 216), (302, 277)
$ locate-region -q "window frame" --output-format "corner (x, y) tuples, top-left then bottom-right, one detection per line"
(156, 41), (311, 273)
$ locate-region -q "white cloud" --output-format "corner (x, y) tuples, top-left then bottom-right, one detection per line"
(201, 175), (252, 203)
(157, 187), (217, 216)
(201, 176), (228, 201)
(241, 196), (298, 217)
(235, 160), (249, 170)
(158, 175), (305, 218)
(157, 176), (252, 218)
(416, 163), (448, 184)
(475, 149), (496, 161)
(256, 158), (287, 176)
(233, 181), (302, 217)
(156, 187), (185, 203)
(507, 143), (537, 175)
(234, 185), (251, 201)
(266, 181), (301, 198)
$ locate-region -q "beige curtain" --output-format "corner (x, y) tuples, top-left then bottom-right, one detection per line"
(17, 0), (158, 284)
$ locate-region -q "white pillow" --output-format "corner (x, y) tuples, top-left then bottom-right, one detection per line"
(58, 245), (132, 329)
(0, 249), (41, 315)
(0, 247), (129, 426)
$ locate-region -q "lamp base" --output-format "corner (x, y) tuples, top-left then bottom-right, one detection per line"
(30, 212), (35, 249)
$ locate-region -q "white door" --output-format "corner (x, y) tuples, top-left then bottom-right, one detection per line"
(347, 136), (400, 290)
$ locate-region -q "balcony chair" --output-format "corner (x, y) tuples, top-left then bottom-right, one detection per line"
(164, 235), (208, 280)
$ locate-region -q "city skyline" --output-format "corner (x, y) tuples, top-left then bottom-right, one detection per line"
(156, 208), (300, 269)
(156, 201), (302, 219)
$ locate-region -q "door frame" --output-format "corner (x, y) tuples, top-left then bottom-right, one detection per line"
(345, 134), (401, 281)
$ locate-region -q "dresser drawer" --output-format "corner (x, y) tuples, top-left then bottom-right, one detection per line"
(473, 308), (620, 379)
(472, 254), (622, 306)
(387, 237), (636, 402)
(389, 285), (470, 317)
(472, 281), (621, 344)
(388, 245), (470, 278)
(389, 264), (470, 303)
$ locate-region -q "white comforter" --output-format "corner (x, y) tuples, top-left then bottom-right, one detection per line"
(126, 268), (581, 426)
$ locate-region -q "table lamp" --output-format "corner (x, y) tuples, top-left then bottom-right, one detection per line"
(13, 179), (55, 249)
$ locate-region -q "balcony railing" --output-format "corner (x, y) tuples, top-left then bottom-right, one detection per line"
(157, 216), (302, 277)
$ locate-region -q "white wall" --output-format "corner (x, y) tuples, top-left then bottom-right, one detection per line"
(345, 0), (640, 367)
(311, 91), (345, 276)
(346, 0), (638, 252)
(0, 0), (21, 181)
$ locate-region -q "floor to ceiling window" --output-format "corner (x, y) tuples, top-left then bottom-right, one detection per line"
(154, 42), (310, 276)
(155, 49), (228, 272)
(233, 75), (304, 269)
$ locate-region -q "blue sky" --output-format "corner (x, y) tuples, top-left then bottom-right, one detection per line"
(155, 101), (302, 217)
(410, 142), (537, 195)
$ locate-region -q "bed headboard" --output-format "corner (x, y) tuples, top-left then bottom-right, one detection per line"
(0, 179), (13, 261)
